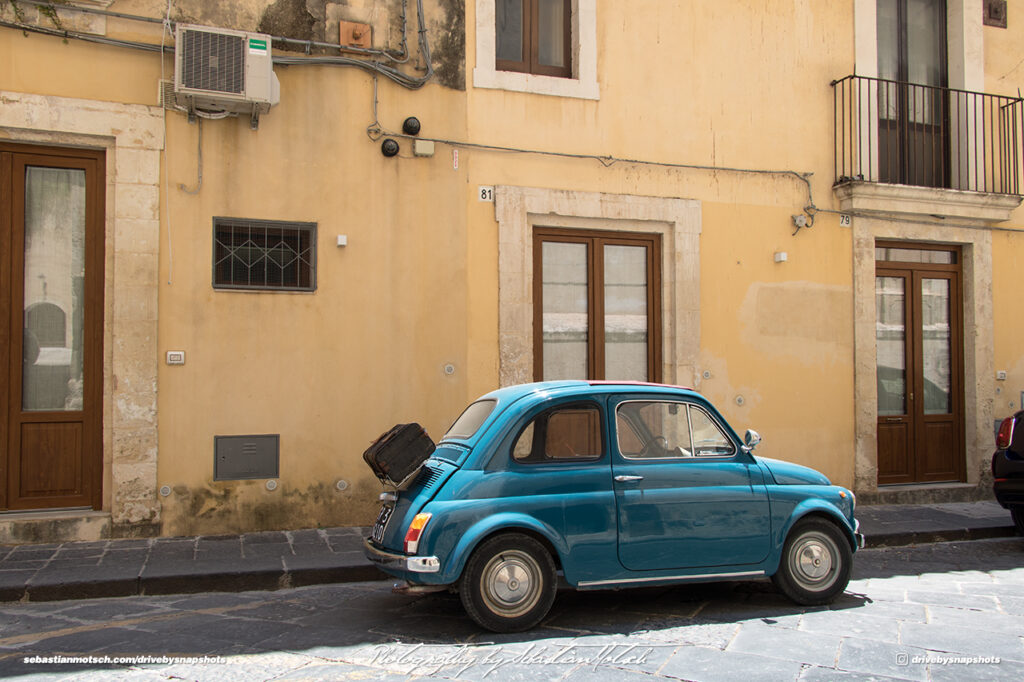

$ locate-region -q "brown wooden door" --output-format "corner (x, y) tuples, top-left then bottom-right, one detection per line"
(876, 244), (964, 484)
(1, 144), (104, 511)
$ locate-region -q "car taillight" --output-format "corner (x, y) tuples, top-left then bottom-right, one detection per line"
(404, 513), (432, 554)
(996, 416), (1016, 450)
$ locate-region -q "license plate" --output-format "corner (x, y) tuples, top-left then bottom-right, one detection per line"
(371, 504), (394, 544)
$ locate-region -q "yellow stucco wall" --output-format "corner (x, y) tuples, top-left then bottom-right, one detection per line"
(3, 0), (1023, 538)
(985, 12), (1024, 422)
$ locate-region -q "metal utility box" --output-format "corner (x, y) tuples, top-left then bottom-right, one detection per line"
(214, 434), (280, 481)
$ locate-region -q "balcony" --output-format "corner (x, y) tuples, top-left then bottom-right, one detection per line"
(832, 75), (1024, 200)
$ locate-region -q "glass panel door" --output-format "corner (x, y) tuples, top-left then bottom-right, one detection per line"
(876, 275), (907, 416)
(876, 0), (948, 187)
(2, 144), (104, 511)
(22, 167), (87, 411)
(875, 244), (963, 485)
(921, 277), (952, 415)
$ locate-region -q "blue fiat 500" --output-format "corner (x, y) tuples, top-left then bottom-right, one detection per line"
(363, 381), (863, 632)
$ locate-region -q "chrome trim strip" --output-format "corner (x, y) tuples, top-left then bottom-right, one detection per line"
(407, 556), (440, 573)
(577, 570), (764, 588)
(363, 538), (440, 574)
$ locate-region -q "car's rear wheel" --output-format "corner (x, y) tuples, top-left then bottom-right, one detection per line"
(771, 518), (852, 605)
(1011, 507), (1024, 535)
(459, 533), (557, 632)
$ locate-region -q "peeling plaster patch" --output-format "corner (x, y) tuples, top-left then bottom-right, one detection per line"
(433, 0), (466, 90)
(162, 479), (380, 536)
(172, 0), (264, 32)
(259, 0), (317, 41)
(740, 281), (853, 365)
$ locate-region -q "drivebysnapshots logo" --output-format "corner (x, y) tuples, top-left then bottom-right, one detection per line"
(895, 652), (1001, 667)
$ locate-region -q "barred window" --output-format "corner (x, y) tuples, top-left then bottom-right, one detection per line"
(213, 218), (316, 292)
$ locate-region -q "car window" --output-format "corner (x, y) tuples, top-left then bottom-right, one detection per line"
(616, 401), (692, 458)
(512, 404), (603, 462)
(616, 400), (735, 459)
(444, 399), (496, 440)
(688, 406), (736, 456)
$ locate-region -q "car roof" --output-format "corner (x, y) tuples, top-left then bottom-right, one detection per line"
(477, 380), (699, 403)
(440, 380), (708, 449)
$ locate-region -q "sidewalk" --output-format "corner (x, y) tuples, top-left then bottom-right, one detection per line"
(0, 501), (1017, 603)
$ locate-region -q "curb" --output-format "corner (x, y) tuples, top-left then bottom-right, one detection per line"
(2, 528), (1018, 603)
(6, 563), (386, 604)
(863, 525), (1018, 548)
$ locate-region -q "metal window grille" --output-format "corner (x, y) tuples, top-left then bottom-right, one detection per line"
(213, 218), (316, 292)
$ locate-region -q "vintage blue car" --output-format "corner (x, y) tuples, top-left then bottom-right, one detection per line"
(363, 381), (864, 632)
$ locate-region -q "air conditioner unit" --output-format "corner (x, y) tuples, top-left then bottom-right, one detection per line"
(173, 24), (280, 129)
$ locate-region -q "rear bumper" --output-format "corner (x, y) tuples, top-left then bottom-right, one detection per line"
(363, 537), (441, 573)
(992, 451), (1024, 509)
(993, 478), (1024, 509)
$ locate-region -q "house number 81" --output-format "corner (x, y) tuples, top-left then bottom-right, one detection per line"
(478, 186), (495, 202)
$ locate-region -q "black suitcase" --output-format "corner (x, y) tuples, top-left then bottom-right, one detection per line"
(362, 423), (435, 488)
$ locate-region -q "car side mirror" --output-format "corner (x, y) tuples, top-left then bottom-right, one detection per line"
(741, 429), (761, 453)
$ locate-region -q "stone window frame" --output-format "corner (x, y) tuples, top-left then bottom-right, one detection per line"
(0, 90), (163, 533)
(474, 0), (600, 100)
(495, 186), (700, 388)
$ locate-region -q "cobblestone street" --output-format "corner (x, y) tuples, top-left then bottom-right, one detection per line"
(1, 538), (1022, 681)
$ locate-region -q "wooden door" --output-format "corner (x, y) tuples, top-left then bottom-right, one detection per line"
(875, 243), (964, 484)
(1, 143), (104, 510)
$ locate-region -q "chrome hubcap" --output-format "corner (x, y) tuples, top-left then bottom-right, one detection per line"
(480, 550), (541, 617)
(797, 542), (831, 580)
(789, 531), (839, 591)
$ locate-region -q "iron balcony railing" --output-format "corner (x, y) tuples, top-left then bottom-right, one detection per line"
(832, 74), (1024, 195)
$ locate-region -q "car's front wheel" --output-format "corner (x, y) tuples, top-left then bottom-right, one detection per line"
(459, 533), (557, 632)
(771, 518), (852, 605)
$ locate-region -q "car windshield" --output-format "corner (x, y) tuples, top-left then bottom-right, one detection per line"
(444, 399), (497, 440)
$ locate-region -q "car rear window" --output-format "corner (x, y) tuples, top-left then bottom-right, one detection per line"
(444, 399), (497, 440)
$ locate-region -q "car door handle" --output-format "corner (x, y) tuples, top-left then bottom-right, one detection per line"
(614, 475), (644, 482)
